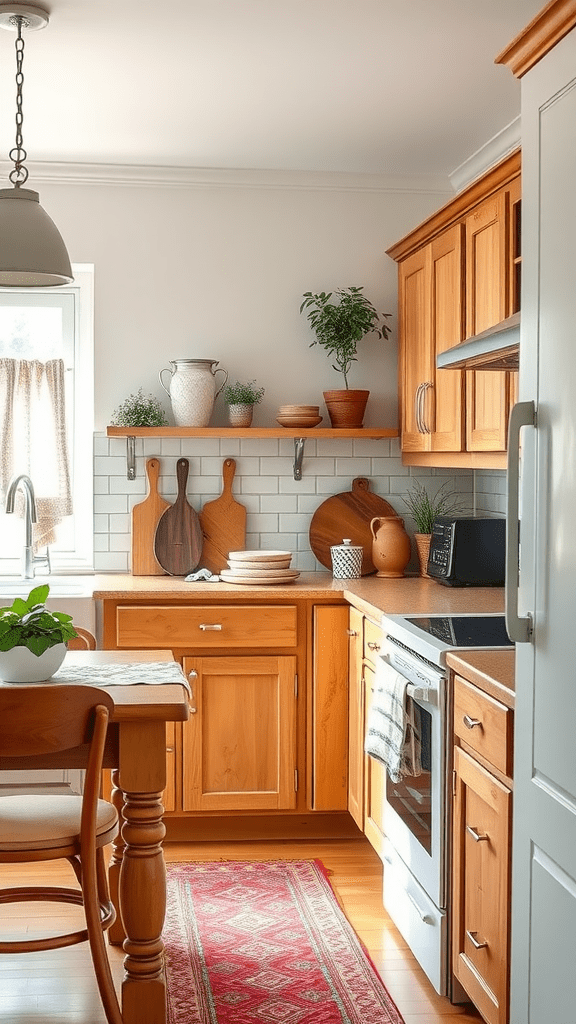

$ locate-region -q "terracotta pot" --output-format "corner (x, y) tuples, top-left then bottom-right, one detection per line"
(323, 389), (369, 428)
(414, 532), (432, 577)
(370, 516), (411, 578)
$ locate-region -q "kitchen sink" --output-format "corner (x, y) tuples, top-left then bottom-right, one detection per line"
(0, 578), (92, 599)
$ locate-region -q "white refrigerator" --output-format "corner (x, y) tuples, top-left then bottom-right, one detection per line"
(506, 18), (576, 1024)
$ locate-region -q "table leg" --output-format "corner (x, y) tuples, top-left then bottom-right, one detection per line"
(117, 720), (168, 1024)
(108, 769), (126, 945)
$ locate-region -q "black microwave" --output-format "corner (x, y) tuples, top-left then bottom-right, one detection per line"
(426, 516), (506, 587)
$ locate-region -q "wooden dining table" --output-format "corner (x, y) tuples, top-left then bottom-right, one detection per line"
(1, 648), (190, 1024)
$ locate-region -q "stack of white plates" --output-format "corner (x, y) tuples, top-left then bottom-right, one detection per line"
(220, 550), (300, 585)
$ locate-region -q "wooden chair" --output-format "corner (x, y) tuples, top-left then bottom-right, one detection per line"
(0, 685), (122, 1024)
(68, 626), (97, 650)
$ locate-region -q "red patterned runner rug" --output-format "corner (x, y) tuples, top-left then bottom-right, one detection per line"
(164, 859), (405, 1024)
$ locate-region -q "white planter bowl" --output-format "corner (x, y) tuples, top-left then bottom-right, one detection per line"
(0, 643), (67, 682)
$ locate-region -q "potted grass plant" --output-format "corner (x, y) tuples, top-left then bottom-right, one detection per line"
(400, 481), (469, 576)
(0, 583), (78, 682)
(300, 286), (391, 427)
(222, 380), (265, 427)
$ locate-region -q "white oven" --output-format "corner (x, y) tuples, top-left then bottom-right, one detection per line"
(376, 612), (513, 998)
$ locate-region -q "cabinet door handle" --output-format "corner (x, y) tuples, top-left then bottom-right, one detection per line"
(346, 629), (359, 637)
(367, 641), (381, 652)
(421, 381), (433, 434)
(199, 623), (222, 631)
(466, 825), (489, 842)
(463, 714), (482, 730)
(415, 383), (425, 433)
(188, 669), (197, 713)
(466, 930), (488, 950)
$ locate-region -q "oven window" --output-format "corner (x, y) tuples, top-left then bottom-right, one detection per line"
(385, 704), (432, 854)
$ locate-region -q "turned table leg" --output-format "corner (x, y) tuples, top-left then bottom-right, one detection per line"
(117, 720), (168, 1024)
(108, 769), (126, 945)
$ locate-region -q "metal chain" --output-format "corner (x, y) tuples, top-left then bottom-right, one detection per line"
(8, 15), (28, 186)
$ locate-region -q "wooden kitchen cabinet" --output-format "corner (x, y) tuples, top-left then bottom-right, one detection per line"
(452, 673), (513, 1024)
(388, 150), (520, 468)
(181, 654), (297, 812)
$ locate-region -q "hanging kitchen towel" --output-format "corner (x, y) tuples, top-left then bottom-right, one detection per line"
(364, 657), (422, 783)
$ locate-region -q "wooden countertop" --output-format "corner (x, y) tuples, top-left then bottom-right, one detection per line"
(93, 572), (505, 621)
(446, 649), (515, 708)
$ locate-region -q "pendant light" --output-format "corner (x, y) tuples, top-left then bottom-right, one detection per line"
(0, 2), (72, 286)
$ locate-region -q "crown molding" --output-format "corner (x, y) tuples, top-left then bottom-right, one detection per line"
(0, 159), (452, 195)
(448, 117), (521, 193)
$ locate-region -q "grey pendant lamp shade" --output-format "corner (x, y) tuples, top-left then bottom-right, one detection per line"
(0, 3), (73, 287)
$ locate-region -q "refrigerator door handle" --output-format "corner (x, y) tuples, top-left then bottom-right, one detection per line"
(506, 400), (536, 643)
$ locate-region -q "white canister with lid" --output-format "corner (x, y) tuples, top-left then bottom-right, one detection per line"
(330, 538), (363, 579)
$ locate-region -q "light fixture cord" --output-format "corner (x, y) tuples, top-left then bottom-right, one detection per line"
(9, 14), (28, 186)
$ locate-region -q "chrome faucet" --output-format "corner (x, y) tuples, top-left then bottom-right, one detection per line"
(5, 474), (50, 579)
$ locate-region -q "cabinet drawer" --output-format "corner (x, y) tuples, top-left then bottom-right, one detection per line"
(453, 676), (512, 776)
(116, 604), (297, 649)
(363, 619), (383, 664)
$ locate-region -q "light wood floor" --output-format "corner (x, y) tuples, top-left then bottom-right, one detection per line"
(0, 836), (483, 1024)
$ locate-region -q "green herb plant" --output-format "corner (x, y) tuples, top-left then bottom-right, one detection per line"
(300, 286), (392, 388)
(223, 380), (265, 405)
(111, 388), (168, 427)
(0, 584), (78, 656)
(400, 481), (470, 535)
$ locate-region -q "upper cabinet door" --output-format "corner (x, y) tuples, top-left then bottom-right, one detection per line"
(398, 246), (433, 452)
(430, 224), (466, 452)
(465, 187), (511, 452)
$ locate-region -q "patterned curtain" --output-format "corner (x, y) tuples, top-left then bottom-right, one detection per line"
(0, 358), (73, 549)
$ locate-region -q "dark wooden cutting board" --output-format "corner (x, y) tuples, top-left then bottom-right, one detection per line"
(309, 477), (397, 575)
(153, 458), (203, 576)
(199, 458), (247, 573)
(131, 457), (170, 575)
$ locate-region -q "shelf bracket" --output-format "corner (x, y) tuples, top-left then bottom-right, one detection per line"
(126, 436), (136, 480)
(293, 437), (306, 480)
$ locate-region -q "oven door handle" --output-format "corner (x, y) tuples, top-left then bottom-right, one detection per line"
(378, 655), (439, 706)
(406, 890), (434, 925)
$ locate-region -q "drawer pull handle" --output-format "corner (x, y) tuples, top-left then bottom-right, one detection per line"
(466, 826), (489, 843)
(199, 623), (222, 631)
(166, 747), (175, 753)
(466, 930), (488, 950)
(406, 891), (434, 925)
(346, 629), (359, 637)
(367, 641), (381, 652)
(463, 715), (482, 730)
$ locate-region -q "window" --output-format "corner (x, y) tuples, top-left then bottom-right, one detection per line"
(0, 265), (94, 573)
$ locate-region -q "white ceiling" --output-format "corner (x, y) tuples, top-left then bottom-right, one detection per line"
(0, 0), (542, 181)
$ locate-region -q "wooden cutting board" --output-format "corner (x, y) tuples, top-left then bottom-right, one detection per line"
(199, 458), (247, 573)
(131, 457), (170, 575)
(309, 477), (397, 575)
(153, 458), (203, 576)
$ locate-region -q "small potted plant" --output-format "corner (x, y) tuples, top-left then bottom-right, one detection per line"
(111, 388), (168, 427)
(0, 584), (78, 682)
(222, 380), (265, 427)
(400, 481), (469, 576)
(300, 286), (391, 427)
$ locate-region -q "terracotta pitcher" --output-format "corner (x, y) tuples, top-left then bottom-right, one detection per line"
(370, 515), (411, 578)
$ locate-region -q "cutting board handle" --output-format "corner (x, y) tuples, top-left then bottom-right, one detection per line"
(176, 458), (189, 500)
(222, 457), (236, 494)
(352, 477), (370, 494)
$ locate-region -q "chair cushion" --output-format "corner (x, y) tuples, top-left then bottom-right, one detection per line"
(0, 795), (118, 851)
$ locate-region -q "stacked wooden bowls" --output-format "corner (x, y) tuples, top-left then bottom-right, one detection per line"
(276, 404), (323, 428)
(220, 550), (300, 585)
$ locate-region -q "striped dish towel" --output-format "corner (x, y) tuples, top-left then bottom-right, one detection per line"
(364, 657), (422, 783)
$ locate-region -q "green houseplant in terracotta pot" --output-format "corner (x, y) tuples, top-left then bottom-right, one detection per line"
(300, 286), (391, 427)
(0, 583), (78, 682)
(222, 380), (265, 427)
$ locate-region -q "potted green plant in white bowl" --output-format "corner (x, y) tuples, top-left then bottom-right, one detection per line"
(222, 380), (265, 427)
(0, 583), (78, 682)
(300, 286), (391, 427)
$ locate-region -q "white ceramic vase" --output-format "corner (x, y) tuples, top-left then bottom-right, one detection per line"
(0, 642), (67, 682)
(228, 403), (254, 427)
(159, 359), (228, 427)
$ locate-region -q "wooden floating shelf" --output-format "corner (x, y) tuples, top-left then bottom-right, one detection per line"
(106, 426), (399, 439)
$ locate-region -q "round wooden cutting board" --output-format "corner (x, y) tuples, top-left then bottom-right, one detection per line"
(309, 477), (397, 575)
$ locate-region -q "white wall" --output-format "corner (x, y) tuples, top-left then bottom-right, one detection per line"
(37, 172), (451, 429)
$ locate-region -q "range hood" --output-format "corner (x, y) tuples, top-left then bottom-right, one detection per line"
(436, 312), (520, 371)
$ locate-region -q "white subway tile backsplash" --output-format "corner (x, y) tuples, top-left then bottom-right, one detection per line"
(91, 434), (483, 573)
